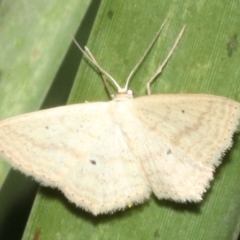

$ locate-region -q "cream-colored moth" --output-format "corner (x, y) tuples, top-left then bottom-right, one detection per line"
(0, 19), (239, 215)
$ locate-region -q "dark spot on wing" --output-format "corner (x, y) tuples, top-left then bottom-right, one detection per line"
(167, 149), (172, 155)
(182, 110), (185, 113)
(90, 159), (96, 165)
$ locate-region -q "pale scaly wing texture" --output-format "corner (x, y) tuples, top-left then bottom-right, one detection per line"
(124, 94), (240, 202)
(0, 102), (149, 215)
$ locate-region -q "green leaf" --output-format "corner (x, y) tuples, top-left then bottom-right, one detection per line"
(1, 0), (240, 239)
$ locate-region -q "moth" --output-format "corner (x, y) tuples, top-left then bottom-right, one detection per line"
(0, 19), (239, 215)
